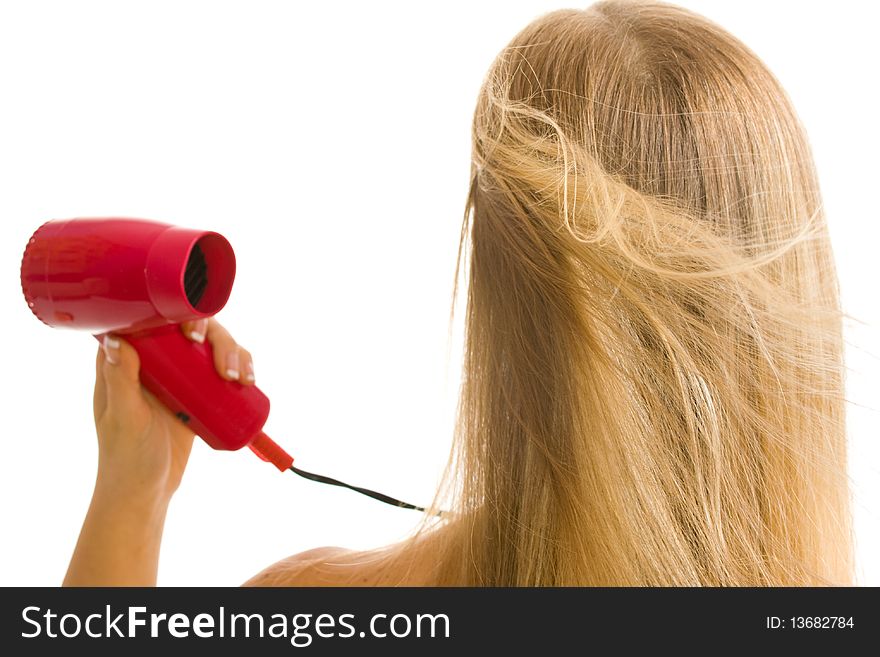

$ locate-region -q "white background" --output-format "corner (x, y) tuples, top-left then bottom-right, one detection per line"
(0, 0), (877, 586)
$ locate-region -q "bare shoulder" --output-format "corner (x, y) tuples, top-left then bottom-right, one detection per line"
(242, 533), (440, 587)
(242, 546), (356, 586)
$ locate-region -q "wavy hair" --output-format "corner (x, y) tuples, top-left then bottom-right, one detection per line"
(397, 0), (853, 586)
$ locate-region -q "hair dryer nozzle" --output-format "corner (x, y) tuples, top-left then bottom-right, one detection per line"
(21, 218), (236, 333)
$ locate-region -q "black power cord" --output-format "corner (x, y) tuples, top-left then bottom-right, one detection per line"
(289, 465), (443, 517)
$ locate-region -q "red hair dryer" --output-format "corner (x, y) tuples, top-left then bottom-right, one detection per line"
(20, 217), (292, 471)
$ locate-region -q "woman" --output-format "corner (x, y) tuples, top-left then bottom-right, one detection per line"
(64, 0), (853, 586)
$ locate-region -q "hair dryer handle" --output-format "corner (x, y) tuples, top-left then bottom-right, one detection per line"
(101, 325), (270, 452)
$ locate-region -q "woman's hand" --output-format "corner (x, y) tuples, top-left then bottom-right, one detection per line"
(67, 317), (256, 586)
(92, 318), (256, 503)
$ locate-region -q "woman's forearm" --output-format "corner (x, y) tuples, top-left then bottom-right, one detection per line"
(63, 479), (170, 586)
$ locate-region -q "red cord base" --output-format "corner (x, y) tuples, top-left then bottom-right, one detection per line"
(248, 431), (294, 471)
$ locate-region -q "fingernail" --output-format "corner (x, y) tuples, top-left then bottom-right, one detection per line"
(103, 335), (120, 365)
(226, 351), (240, 380)
(190, 319), (208, 344)
(245, 360), (255, 382)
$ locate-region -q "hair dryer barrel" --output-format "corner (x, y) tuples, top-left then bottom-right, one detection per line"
(20, 217), (236, 333)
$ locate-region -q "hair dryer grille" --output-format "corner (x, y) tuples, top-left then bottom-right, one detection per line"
(184, 243), (208, 308)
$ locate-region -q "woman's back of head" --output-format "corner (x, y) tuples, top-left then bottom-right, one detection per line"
(417, 0), (852, 586)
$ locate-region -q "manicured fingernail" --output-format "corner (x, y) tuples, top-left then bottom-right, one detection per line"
(226, 351), (240, 380)
(190, 319), (208, 344)
(103, 335), (120, 364)
(245, 360), (255, 382)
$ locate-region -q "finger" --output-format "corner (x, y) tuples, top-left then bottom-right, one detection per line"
(93, 345), (108, 422)
(203, 319), (242, 381)
(240, 347), (255, 385)
(180, 318), (208, 344)
(101, 335), (143, 411)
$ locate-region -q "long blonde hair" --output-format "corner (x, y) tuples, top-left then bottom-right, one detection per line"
(399, 0), (853, 586)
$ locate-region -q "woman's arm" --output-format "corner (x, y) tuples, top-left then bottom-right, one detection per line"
(63, 476), (171, 586)
(64, 318), (255, 586)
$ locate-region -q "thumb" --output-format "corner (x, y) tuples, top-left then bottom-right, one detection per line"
(101, 334), (143, 411)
